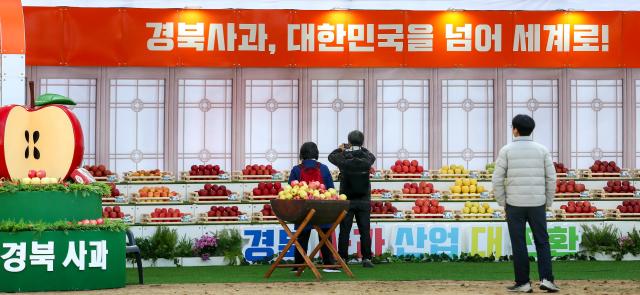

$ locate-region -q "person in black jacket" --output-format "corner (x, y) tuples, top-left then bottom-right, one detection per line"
(328, 130), (376, 268)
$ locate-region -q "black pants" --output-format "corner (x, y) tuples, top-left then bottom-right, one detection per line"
(294, 228), (335, 265)
(338, 200), (372, 260)
(506, 204), (554, 284)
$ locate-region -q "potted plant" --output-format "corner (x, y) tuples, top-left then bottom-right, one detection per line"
(580, 224), (621, 261)
(620, 228), (640, 261)
(127, 226), (179, 267)
(215, 229), (244, 265)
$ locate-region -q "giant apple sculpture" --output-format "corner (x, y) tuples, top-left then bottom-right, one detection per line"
(0, 94), (83, 180)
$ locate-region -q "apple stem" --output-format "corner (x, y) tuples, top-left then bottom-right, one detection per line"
(28, 81), (35, 107)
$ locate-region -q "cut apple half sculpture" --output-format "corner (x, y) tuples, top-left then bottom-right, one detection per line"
(0, 94), (83, 180)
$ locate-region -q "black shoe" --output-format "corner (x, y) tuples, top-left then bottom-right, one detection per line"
(362, 259), (374, 268)
(507, 282), (533, 293)
(540, 279), (560, 293)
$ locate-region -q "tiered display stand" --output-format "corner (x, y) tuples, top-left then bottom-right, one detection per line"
(0, 188), (126, 292)
(78, 168), (640, 264)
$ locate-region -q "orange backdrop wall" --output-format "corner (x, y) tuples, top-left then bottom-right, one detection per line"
(23, 8), (640, 67)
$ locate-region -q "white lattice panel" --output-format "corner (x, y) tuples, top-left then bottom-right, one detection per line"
(506, 79), (559, 160)
(570, 80), (622, 169)
(109, 79), (165, 173)
(178, 79), (232, 171)
(442, 80), (494, 170)
(40, 78), (97, 165)
(311, 80), (364, 168)
(376, 79), (429, 169)
(245, 80), (299, 170)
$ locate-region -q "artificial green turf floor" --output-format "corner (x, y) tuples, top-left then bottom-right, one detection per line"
(126, 261), (640, 285)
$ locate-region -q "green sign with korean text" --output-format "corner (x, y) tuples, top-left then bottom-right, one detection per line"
(525, 225), (581, 257)
(0, 230), (125, 292)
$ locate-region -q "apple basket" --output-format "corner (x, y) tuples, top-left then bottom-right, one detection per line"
(270, 199), (350, 225)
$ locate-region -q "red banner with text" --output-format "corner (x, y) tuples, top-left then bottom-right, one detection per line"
(23, 8), (640, 67)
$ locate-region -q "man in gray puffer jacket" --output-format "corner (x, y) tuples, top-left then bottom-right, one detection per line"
(493, 114), (559, 293)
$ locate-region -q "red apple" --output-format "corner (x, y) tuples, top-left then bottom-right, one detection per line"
(559, 185), (567, 193)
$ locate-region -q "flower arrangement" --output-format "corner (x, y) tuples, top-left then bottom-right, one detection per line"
(193, 233), (218, 261)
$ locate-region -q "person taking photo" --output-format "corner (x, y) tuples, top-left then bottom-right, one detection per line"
(329, 130), (376, 268)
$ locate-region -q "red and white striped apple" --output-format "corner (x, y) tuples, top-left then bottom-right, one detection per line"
(0, 104), (84, 180)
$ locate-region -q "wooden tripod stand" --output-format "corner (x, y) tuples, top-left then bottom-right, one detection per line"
(264, 208), (354, 281)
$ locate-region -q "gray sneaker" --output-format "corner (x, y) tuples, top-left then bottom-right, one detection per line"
(322, 268), (341, 273)
(362, 259), (375, 268)
(507, 282), (533, 293)
(540, 279), (560, 293)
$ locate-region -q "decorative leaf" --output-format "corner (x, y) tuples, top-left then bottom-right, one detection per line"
(0, 181), (111, 197)
(35, 93), (76, 106)
(0, 219), (128, 233)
